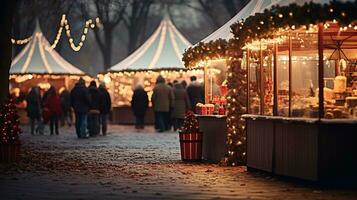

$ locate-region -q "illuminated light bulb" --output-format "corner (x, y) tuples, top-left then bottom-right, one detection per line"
(278, 13), (283, 18)
(289, 12), (293, 16)
(329, 8), (333, 13)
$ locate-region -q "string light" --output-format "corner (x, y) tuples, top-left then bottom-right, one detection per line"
(98, 69), (204, 106)
(11, 14), (98, 52)
(47, 14), (98, 52)
(11, 36), (32, 45)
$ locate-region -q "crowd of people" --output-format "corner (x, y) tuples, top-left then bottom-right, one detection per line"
(131, 75), (204, 132)
(25, 78), (111, 138)
(25, 75), (203, 136)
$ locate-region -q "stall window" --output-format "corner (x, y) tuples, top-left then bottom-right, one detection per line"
(291, 32), (319, 118)
(262, 44), (274, 115)
(276, 36), (289, 117)
(248, 50), (261, 114)
(323, 26), (357, 119)
(205, 59), (228, 104)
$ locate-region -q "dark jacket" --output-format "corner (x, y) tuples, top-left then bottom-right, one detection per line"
(187, 81), (204, 111)
(88, 86), (102, 111)
(151, 83), (174, 112)
(60, 90), (71, 112)
(70, 82), (90, 113)
(98, 86), (111, 115)
(131, 86), (149, 117)
(26, 88), (42, 119)
(172, 83), (191, 119)
(44, 93), (62, 117)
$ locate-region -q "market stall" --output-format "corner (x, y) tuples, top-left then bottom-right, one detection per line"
(10, 22), (90, 123)
(99, 16), (203, 124)
(231, 1), (357, 181)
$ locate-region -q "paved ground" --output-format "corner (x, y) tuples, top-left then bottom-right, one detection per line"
(1, 125), (357, 200)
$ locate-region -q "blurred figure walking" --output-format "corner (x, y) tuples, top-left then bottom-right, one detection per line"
(172, 82), (191, 131)
(71, 78), (90, 139)
(87, 81), (102, 137)
(98, 83), (111, 135)
(60, 88), (72, 127)
(44, 86), (62, 135)
(26, 86), (43, 135)
(187, 76), (204, 113)
(131, 84), (149, 129)
(151, 76), (174, 132)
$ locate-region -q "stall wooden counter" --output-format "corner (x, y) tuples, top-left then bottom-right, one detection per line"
(196, 114), (227, 163)
(243, 114), (357, 182)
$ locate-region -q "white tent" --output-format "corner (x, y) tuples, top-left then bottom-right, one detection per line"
(109, 16), (192, 71)
(10, 21), (84, 75)
(200, 0), (333, 43)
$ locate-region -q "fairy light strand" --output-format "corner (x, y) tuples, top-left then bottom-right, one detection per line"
(11, 15), (99, 52)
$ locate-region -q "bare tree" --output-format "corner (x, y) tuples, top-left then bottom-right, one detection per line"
(180, 0), (250, 29)
(123, 0), (154, 54)
(80, 0), (128, 70)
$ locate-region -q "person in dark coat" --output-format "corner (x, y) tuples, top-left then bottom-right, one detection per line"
(60, 89), (72, 127)
(26, 86), (43, 135)
(87, 81), (102, 137)
(44, 86), (62, 135)
(172, 82), (191, 131)
(70, 78), (90, 138)
(151, 76), (174, 132)
(131, 84), (149, 129)
(186, 76), (204, 112)
(98, 83), (111, 135)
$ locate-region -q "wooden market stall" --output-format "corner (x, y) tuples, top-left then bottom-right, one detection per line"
(182, 0), (289, 163)
(10, 21), (90, 123)
(99, 16), (203, 124)
(233, 1), (357, 182)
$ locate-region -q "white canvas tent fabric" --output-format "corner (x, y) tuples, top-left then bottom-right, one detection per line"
(200, 0), (333, 43)
(10, 21), (84, 75)
(109, 17), (192, 71)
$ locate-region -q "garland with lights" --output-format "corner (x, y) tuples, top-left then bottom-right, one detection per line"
(183, 1), (357, 69)
(11, 15), (99, 52)
(223, 58), (247, 166)
(0, 96), (22, 145)
(231, 1), (357, 49)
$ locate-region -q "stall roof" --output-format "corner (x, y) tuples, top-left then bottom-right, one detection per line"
(109, 16), (192, 72)
(10, 21), (85, 75)
(199, 0), (333, 44)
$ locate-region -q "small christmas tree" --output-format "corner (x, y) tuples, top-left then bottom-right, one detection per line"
(180, 111), (200, 133)
(0, 95), (22, 145)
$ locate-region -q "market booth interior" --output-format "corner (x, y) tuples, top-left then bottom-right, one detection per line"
(236, 1), (357, 182)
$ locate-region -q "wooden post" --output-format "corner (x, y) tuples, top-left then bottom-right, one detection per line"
(247, 49), (250, 114)
(260, 43), (265, 115)
(288, 34), (292, 117)
(318, 23), (324, 119)
(273, 43), (278, 116)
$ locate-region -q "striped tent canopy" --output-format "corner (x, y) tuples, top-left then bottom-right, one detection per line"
(10, 21), (85, 75)
(200, 0), (333, 43)
(109, 17), (192, 72)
